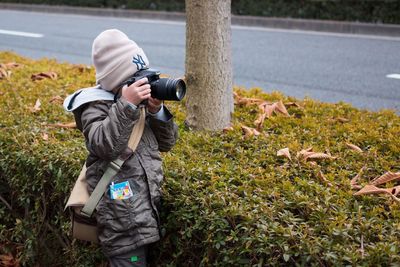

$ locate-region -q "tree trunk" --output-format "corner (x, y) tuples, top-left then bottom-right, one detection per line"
(185, 0), (233, 131)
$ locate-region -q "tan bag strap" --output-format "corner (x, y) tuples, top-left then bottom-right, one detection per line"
(80, 106), (146, 218)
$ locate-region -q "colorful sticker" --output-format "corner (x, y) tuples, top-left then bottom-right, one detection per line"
(110, 181), (134, 200)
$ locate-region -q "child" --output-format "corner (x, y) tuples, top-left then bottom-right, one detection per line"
(66, 29), (178, 266)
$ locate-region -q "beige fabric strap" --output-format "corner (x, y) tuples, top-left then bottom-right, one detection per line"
(127, 106), (146, 151)
(71, 106), (146, 217)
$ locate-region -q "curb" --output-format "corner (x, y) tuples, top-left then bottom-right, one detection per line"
(2, 3), (400, 37)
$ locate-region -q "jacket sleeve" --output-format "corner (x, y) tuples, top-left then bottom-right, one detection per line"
(147, 106), (178, 152)
(79, 97), (141, 160)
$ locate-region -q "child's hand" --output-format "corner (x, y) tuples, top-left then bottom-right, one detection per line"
(147, 97), (162, 114)
(121, 77), (151, 106)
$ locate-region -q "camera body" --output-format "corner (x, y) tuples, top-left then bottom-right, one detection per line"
(123, 68), (186, 101)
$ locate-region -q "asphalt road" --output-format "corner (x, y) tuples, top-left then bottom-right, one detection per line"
(1, 10), (399, 112)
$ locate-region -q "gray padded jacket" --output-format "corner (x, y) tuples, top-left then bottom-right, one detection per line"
(74, 96), (178, 257)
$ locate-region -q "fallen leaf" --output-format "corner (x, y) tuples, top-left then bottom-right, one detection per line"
(0, 62), (22, 69)
(254, 103), (276, 129)
(49, 95), (64, 104)
(353, 184), (392, 196)
(318, 171), (333, 187)
(223, 125), (234, 133)
(390, 185), (400, 196)
(241, 125), (260, 138)
(31, 71), (58, 81)
(353, 184), (400, 201)
(237, 97), (265, 106)
(233, 92), (269, 106)
(284, 102), (301, 108)
(274, 100), (290, 116)
(0, 253), (20, 267)
(277, 148), (291, 160)
(0, 68), (11, 79)
(370, 172), (400, 186)
(297, 147), (336, 161)
(42, 133), (49, 141)
(73, 64), (91, 73)
(296, 147), (314, 158)
(254, 114), (266, 130)
(350, 166), (365, 190)
(46, 122), (76, 129)
(336, 117), (350, 123)
(346, 143), (363, 153)
(261, 102), (276, 118)
(306, 153), (336, 160)
(30, 99), (41, 113)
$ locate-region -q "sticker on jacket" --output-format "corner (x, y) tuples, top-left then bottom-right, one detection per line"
(110, 181), (134, 200)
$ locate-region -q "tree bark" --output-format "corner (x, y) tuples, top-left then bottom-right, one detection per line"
(185, 0), (233, 131)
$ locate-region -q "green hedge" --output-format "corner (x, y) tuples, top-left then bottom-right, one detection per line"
(1, 0), (400, 23)
(1, 52), (400, 266)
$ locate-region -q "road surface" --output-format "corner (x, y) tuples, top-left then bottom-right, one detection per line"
(0, 10), (399, 112)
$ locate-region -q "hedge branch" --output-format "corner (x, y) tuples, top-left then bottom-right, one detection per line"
(0, 194), (12, 211)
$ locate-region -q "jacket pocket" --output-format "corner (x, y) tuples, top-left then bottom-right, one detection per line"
(96, 185), (136, 233)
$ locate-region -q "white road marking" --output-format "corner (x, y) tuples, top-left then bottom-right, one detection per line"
(386, 74), (400, 80)
(232, 25), (400, 42)
(0, 29), (44, 38)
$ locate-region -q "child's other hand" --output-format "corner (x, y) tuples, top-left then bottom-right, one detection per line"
(147, 97), (162, 114)
(121, 77), (151, 106)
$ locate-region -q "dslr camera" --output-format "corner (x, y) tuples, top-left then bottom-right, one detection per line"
(123, 69), (186, 101)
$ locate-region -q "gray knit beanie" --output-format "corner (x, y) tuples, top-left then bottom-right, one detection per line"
(92, 29), (149, 91)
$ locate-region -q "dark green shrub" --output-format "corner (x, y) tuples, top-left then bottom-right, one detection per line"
(0, 52), (400, 266)
(1, 0), (400, 23)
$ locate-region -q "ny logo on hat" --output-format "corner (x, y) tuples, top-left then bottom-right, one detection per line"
(132, 55), (146, 71)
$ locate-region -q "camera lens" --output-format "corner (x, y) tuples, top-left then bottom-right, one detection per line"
(152, 78), (186, 101)
(174, 80), (186, 100)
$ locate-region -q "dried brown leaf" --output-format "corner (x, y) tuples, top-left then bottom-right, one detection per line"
(72, 64), (91, 73)
(238, 97), (265, 106)
(390, 185), (400, 196)
(318, 171), (333, 187)
(49, 95), (64, 104)
(233, 92), (267, 106)
(30, 99), (41, 113)
(0, 68), (11, 79)
(223, 125), (234, 133)
(353, 184), (392, 196)
(241, 125), (260, 138)
(346, 143), (363, 153)
(42, 133), (49, 141)
(305, 152), (336, 161)
(1, 62), (22, 69)
(370, 171), (400, 186)
(263, 103), (276, 118)
(46, 122), (76, 129)
(350, 166), (365, 190)
(274, 100), (290, 116)
(390, 194), (400, 203)
(254, 114), (266, 130)
(337, 117), (350, 123)
(31, 71), (58, 81)
(355, 185), (400, 203)
(284, 102), (301, 108)
(296, 147), (314, 158)
(296, 147), (336, 161)
(277, 148), (291, 160)
(0, 253), (20, 267)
